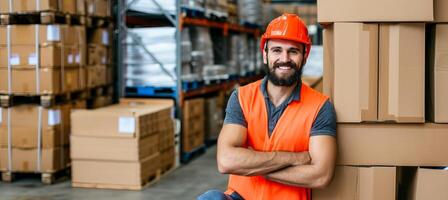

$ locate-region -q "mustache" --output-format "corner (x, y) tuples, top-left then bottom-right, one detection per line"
(273, 61), (297, 69)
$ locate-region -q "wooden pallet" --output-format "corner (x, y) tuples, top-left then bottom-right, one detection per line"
(0, 85), (113, 108)
(86, 16), (113, 28)
(1, 167), (70, 184)
(0, 11), (86, 25)
(71, 164), (176, 191)
(0, 90), (88, 108)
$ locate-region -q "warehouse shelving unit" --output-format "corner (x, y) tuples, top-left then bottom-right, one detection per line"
(116, 0), (263, 163)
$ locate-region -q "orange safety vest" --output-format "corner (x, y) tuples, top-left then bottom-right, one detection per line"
(226, 79), (329, 200)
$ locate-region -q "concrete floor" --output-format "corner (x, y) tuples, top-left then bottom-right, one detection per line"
(0, 146), (227, 200)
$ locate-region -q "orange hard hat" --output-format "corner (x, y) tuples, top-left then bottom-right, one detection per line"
(260, 13), (311, 61)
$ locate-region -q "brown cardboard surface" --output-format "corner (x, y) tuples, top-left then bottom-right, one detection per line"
(0, 147), (67, 173)
(89, 28), (111, 46)
(0, 25), (63, 46)
(183, 98), (205, 118)
(0, 0), (58, 14)
(64, 67), (82, 92)
(72, 154), (159, 189)
(63, 45), (80, 67)
(86, 0), (110, 17)
(0, 45), (62, 68)
(159, 147), (175, 170)
(379, 23), (425, 123)
(60, 0), (77, 14)
(313, 166), (396, 200)
(204, 96), (223, 141)
(71, 102), (173, 138)
(323, 26), (334, 99)
(70, 133), (159, 162)
(337, 123), (448, 166)
(429, 25), (448, 123)
(332, 23), (378, 122)
(0, 67), (62, 95)
(411, 168), (448, 200)
(0, 105), (65, 149)
(76, 0), (86, 15)
(435, 0), (448, 22)
(87, 45), (108, 65)
(317, 0), (433, 23)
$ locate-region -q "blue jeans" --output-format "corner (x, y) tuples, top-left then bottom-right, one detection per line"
(197, 189), (244, 200)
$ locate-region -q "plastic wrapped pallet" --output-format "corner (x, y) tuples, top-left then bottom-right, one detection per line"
(237, 0), (263, 25)
(227, 34), (241, 76)
(125, 27), (177, 88)
(127, 0), (175, 15)
(182, 0), (205, 11)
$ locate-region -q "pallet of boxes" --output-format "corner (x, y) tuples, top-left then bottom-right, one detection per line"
(70, 98), (176, 190)
(181, 98), (206, 163)
(85, 0), (114, 108)
(0, 0), (88, 184)
(314, 0), (448, 199)
(0, 0), (114, 184)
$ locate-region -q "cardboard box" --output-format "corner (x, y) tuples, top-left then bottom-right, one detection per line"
(63, 45), (80, 67)
(64, 66), (82, 92)
(76, 0), (86, 15)
(323, 27), (334, 99)
(411, 168), (448, 200)
(183, 98), (205, 152)
(0, 45), (62, 68)
(159, 121), (175, 151)
(330, 23), (378, 122)
(0, 0), (58, 14)
(70, 133), (159, 162)
(0, 25), (63, 46)
(72, 154), (159, 190)
(0, 147), (67, 173)
(428, 24), (448, 123)
(379, 23), (425, 123)
(60, 0), (77, 14)
(435, 0), (448, 22)
(313, 166), (396, 200)
(71, 101), (173, 138)
(159, 147), (175, 170)
(0, 105), (65, 149)
(337, 123), (448, 166)
(317, 0), (433, 23)
(88, 45), (108, 65)
(89, 28), (111, 46)
(204, 96), (223, 141)
(86, 0), (110, 17)
(86, 65), (107, 88)
(0, 67), (61, 95)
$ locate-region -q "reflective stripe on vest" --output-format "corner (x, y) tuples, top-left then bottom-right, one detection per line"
(226, 79), (329, 200)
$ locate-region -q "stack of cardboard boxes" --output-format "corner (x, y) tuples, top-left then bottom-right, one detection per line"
(0, 0), (113, 182)
(70, 98), (175, 190)
(204, 93), (225, 144)
(0, 104), (71, 176)
(182, 98), (205, 153)
(316, 0), (448, 199)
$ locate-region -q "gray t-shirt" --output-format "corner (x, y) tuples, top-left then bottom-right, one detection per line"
(224, 77), (336, 137)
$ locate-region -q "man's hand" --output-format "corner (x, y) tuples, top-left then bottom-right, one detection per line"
(217, 124), (310, 176)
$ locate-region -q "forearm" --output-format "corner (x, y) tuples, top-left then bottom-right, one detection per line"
(264, 164), (333, 189)
(218, 147), (309, 176)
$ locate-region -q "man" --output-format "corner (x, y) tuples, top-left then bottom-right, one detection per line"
(198, 13), (337, 200)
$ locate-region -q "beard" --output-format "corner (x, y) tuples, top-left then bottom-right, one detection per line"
(266, 60), (303, 87)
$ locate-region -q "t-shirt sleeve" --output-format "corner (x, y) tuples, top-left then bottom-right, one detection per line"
(223, 89), (247, 127)
(310, 100), (337, 137)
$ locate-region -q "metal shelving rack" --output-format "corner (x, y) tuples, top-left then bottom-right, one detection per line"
(115, 0), (263, 163)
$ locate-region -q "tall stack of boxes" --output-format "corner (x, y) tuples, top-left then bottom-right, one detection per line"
(0, 0), (113, 182)
(70, 99), (175, 190)
(182, 98), (205, 153)
(316, 0), (448, 199)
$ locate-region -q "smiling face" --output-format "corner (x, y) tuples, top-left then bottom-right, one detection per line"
(263, 39), (305, 87)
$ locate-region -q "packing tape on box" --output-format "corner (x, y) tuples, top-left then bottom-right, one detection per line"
(7, 25), (12, 94)
(7, 108), (12, 172)
(8, 0), (12, 12)
(35, 25), (41, 94)
(37, 106), (43, 172)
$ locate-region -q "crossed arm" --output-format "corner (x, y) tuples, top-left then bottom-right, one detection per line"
(217, 124), (337, 189)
